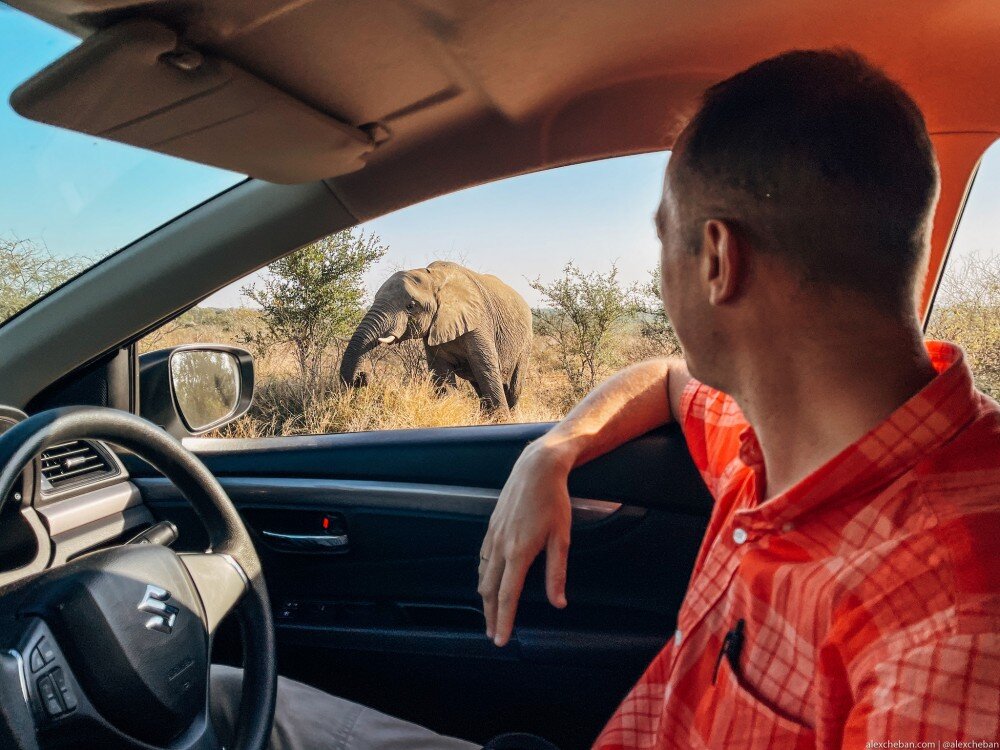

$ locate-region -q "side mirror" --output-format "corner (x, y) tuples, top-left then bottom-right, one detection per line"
(139, 345), (254, 438)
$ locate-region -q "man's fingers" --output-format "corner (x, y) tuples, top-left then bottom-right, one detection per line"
(492, 557), (530, 647)
(479, 523), (494, 565)
(478, 533), (493, 580)
(545, 533), (569, 609)
(477, 527), (496, 634)
(478, 555), (504, 640)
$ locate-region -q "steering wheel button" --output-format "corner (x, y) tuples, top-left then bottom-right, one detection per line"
(51, 668), (77, 711)
(38, 637), (56, 664)
(37, 675), (64, 716)
(29, 647), (45, 672)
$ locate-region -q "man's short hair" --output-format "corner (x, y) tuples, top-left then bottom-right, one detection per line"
(671, 49), (939, 313)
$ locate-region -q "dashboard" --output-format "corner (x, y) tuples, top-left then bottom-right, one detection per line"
(0, 406), (153, 587)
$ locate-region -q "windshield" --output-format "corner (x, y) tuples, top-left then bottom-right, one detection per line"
(0, 4), (243, 325)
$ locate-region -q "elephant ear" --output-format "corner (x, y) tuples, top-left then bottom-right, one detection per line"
(427, 261), (486, 346)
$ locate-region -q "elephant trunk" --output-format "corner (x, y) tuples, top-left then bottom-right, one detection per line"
(340, 307), (399, 386)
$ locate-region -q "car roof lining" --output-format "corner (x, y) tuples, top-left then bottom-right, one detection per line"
(10, 0), (1000, 187)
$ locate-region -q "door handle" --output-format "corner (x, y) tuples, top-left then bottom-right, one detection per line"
(260, 530), (349, 553)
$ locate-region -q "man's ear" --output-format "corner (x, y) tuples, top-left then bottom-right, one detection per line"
(700, 219), (745, 306)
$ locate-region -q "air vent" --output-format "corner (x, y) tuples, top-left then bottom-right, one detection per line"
(40, 441), (115, 490)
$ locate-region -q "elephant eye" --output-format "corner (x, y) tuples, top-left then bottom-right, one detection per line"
(406, 299), (417, 311)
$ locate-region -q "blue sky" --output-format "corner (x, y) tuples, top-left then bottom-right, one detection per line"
(352, 151), (670, 306)
(1, 3), (996, 313)
(949, 145), (1000, 262)
(0, 6), (241, 266)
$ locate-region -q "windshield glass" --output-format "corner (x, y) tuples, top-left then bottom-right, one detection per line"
(0, 4), (243, 325)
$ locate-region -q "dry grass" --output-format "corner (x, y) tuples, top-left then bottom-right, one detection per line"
(148, 318), (565, 436)
(220, 376), (563, 438)
(142, 307), (609, 436)
(223, 332), (567, 436)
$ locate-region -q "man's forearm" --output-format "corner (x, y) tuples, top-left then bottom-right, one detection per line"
(479, 357), (690, 645)
(529, 357), (688, 472)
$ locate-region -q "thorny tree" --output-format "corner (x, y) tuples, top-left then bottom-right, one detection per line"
(242, 230), (387, 399)
(530, 262), (644, 407)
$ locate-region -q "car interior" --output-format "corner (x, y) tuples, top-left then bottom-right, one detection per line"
(0, 1), (997, 749)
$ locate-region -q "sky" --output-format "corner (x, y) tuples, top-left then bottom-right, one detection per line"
(0, 6), (242, 266)
(1, 2), (997, 315)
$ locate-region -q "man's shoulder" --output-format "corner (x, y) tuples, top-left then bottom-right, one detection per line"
(826, 513), (998, 682)
(680, 379), (745, 427)
(913, 390), (1000, 520)
(919, 388), (1000, 466)
(678, 380), (749, 494)
(828, 404), (1000, 661)
(912, 395), (1000, 630)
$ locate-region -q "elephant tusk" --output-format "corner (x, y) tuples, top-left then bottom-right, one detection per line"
(377, 335), (397, 345)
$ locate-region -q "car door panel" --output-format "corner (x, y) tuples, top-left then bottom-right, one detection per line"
(166, 422), (712, 514)
(132, 422), (712, 748)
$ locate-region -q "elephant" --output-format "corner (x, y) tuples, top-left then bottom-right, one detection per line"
(340, 261), (533, 416)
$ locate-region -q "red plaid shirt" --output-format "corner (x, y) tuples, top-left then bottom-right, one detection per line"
(594, 341), (1000, 749)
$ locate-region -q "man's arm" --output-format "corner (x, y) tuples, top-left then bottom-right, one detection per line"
(479, 357), (691, 646)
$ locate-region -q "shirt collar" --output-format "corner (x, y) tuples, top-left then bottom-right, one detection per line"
(735, 340), (979, 531)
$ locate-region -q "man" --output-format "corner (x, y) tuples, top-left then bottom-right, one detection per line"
(479, 49), (1000, 748)
(212, 49), (1000, 749)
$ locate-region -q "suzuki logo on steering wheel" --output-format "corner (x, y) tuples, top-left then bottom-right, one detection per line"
(138, 585), (179, 634)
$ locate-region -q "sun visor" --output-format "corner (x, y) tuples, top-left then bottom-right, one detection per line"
(10, 20), (376, 184)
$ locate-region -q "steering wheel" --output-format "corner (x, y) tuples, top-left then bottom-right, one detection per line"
(0, 407), (276, 750)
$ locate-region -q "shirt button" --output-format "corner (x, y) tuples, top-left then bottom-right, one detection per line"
(733, 527), (748, 545)
(674, 629), (683, 645)
(782, 522), (795, 533)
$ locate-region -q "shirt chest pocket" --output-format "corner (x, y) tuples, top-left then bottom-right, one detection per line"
(694, 659), (816, 749)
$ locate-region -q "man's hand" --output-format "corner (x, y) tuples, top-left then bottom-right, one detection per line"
(477, 357), (687, 647)
(478, 440), (573, 646)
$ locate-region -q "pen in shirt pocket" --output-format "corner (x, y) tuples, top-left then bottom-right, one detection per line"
(712, 618), (746, 685)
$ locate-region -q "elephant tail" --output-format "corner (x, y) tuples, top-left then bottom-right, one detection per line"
(506, 347), (531, 409)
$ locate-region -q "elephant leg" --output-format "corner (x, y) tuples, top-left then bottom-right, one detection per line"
(467, 377), (486, 400)
(504, 348), (530, 409)
(429, 363), (458, 396)
(465, 332), (510, 418)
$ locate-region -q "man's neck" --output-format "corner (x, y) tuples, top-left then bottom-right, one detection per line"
(731, 320), (937, 500)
